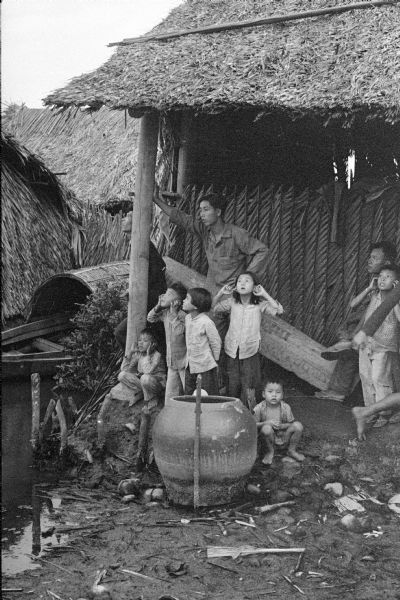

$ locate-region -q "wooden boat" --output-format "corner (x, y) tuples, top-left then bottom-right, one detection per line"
(3, 262), (132, 380)
(2, 314), (74, 379)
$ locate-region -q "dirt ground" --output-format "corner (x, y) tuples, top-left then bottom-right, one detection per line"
(3, 389), (400, 600)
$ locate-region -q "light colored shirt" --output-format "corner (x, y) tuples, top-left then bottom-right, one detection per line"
(213, 297), (283, 359)
(169, 207), (269, 291)
(185, 313), (221, 373)
(147, 307), (186, 370)
(363, 291), (400, 353)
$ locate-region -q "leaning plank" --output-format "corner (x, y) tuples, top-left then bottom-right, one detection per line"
(207, 546), (305, 559)
(2, 314), (73, 346)
(260, 314), (336, 392)
(165, 258), (336, 390)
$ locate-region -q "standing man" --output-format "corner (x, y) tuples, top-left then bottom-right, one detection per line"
(316, 241), (397, 401)
(153, 192), (269, 292)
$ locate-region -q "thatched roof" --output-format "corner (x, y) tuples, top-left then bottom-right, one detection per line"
(1, 133), (78, 320)
(44, 0), (400, 121)
(3, 105), (139, 206)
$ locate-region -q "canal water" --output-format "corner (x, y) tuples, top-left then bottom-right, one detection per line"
(2, 378), (68, 576)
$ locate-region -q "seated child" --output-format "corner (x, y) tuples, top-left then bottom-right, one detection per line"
(147, 282), (187, 401)
(120, 328), (166, 427)
(182, 287), (221, 396)
(253, 378), (305, 465)
(352, 264), (400, 427)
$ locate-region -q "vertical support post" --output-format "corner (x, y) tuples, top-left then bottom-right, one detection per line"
(176, 111), (195, 196)
(193, 374), (202, 510)
(125, 111), (159, 353)
(31, 373), (41, 451)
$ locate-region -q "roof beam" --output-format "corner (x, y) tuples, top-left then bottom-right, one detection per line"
(109, 0), (397, 47)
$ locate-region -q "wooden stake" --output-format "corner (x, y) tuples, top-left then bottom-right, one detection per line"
(125, 111), (159, 354)
(39, 398), (56, 445)
(109, 1), (395, 46)
(55, 399), (68, 455)
(30, 373), (41, 451)
(193, 374), (202, 509)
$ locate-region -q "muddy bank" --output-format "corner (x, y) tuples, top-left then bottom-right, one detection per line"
(3, 396), (400, 600)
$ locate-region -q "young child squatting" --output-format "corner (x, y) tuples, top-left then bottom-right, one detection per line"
(120, 328), (166, 431)
(254, 378), (305, 465)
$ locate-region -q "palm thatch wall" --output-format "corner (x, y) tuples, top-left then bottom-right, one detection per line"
(1, 133), (79, 321)
(44, 0), (399, 123)
(3, 104), (139, 207)
(167, 180), (400, 346)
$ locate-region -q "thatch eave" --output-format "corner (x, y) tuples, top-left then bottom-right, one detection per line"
(43, 0), (400, 123)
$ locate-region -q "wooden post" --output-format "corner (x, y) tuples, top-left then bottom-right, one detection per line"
(125, 111), (159, 353)
(176, 111), (195, 196)
(31, 373), (41, 451)
(193, 374), (202, 509)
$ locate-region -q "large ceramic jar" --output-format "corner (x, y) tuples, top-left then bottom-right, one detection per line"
(153, 395), (257, 506)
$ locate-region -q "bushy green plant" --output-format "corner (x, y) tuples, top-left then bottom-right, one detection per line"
(54, 280), (127, 393)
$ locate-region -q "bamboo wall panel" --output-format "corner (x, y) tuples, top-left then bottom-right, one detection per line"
(166, 180), (400, 346)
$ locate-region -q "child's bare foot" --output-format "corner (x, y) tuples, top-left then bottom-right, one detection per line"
(287, 449), (305, 462)
(352, 407), (368, 440)
(261, 450), (274, 465)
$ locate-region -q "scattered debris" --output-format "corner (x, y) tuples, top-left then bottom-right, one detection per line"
(334, 495), (366, 513)
(282, 574), (305, 595)
(165, 561), (188, 577)
(324, 482), (343, 497)
(339, 514), (373, 533)
(388, 494), (400, 514)
(255, 501), (296, 514)
(207, 545), (305, 559)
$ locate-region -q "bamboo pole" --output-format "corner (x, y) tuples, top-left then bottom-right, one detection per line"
(30, 373), (41, 451)
(125, 111), (159, 353)
(193, 374), (202, 509)
(109, 0), (396, 46)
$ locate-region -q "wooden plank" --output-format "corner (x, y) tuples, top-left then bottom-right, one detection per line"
(32, 338), (65, 352)
(2, 314), (73, 346)
(165, 257), (336, 390)
(2, 355), (73, 380)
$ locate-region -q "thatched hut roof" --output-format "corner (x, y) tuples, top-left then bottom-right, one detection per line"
(44, 0), (400, 122)
(1, 133), (79, 321)
(3, 105), (139, 206)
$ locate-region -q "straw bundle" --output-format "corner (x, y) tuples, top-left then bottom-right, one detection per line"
(44, 0), (400, 123)
(167, 179), (400, 345)
(1, 134), (77, 321)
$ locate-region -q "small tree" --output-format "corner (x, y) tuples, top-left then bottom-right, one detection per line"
(54, 280), (127, 394)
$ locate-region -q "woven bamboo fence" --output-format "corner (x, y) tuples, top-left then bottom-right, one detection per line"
(167, 180), (400, 346)
(79, 206), (131, 267)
